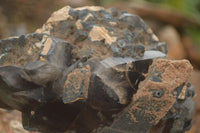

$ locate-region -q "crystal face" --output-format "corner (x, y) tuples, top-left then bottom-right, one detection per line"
(0, 6), (194, 133)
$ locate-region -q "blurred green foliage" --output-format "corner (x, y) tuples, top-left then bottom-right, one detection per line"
(92, 0), (131, 5)
(186, 27), (200, 49)
(146, 0), (200, 47)
(146, 0), (200, 18)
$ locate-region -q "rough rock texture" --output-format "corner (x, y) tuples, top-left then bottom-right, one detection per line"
(36, 6), (167, 58)
(0, 6), (195, 133)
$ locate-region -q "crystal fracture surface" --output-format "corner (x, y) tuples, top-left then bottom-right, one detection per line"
(0, 6), (195, 133)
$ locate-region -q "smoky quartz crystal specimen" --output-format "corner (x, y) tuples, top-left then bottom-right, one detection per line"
(0, 6), (195, 133)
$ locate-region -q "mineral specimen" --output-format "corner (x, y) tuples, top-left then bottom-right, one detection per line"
(0, 6), (195, 133)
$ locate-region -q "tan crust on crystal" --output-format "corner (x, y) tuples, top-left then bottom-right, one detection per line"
(89, 26), (117, 45)
(178, 84), (187, 100)
(47, 6), (73, 23)
(63, 65), (91, 103)
(109, 21), (117, 26)
(83, 13), (94, 22)
(41, 37), (53, 55)
(74, 6), (104, 11)
(128, 59), (193, 124)
(152, 34), (159, 41)
(76, 19), (83, 30)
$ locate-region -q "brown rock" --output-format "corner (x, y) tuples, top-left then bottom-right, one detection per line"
(158, 25), (186, 59)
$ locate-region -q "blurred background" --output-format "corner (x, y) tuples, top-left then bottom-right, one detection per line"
(0, 0), (199, 133)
